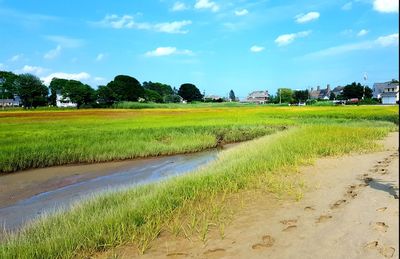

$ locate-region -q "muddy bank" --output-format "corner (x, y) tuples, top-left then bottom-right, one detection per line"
(0, 144), (240, 232)
(99, 132), (399, 259)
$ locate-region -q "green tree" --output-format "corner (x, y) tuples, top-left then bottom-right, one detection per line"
(15, 74), (48, 108)
(143, 81), (173, 97)
(144, 89), (163, 103)
(329, 92), (336, 100)
(0, 71), (19, 98)
(96, 85), (116, 105)
(276, 88), (293, 103)
(229, 90), (236, 101)
(178, 83), (203, 102)
(62, 80), (95, 108)
(106, 75), (144, 102)
(293, 90), (308, 103)
(342, 82), (373, 100)
(164, 94), (182, 103)
(49, 78), (68, 106)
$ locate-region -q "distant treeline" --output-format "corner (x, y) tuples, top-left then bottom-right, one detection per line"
(0, 71), (214, 108)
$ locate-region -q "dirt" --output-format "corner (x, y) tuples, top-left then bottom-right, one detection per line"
(100, 132), (399, 259)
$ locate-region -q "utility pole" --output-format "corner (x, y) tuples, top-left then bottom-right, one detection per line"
(363, 72), (367, 100)
(279, 88), (282, 104)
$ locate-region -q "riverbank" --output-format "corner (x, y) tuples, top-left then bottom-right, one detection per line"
(0, 122), (396, 258)
(99, 132), (399, 259)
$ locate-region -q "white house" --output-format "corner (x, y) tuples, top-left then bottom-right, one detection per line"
(381, 83), (399, 105)
(245, 90), (269, 104)
(56, 91), (77, 108)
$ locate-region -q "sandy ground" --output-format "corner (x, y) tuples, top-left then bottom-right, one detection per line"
(105, 132), (399, 259)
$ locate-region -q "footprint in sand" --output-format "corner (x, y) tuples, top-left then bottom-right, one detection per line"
(372, 222), (389, 233)
(331, 199), (347, 209)
(251, 235), (275, 250)
(316, 215), (332, 223)
(304, 206), (315, 211)
(282, 225), (297, 232)
(379, 246), (396, 258)
(203, 248), (226, 256)
(376, 207), (387, 212)
(364, 240), (379, 249)
(280, 219), (298, 232)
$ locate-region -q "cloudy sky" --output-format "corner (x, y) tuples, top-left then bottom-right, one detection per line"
(0, 0), (398, 98)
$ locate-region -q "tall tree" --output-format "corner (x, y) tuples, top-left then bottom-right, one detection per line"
(293, 90), (308, 103)
(178, 83), (203, 102)
(143, 81), (173, 97)
(342, 82), (372, 100)
(144, 89), (163, 103)
(276, 88), (293, 103)
(229, 90), (236, 101)
(96, 85), (116, 105)
(49, 78), (68, 106)
(106, 75), (144, 102)
(15, 74), (48, 108)
(62, 80), (95, 108)
(0, 71), (19, 98)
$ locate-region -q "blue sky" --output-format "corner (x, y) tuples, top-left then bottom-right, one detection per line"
(0, 0), (398, 99)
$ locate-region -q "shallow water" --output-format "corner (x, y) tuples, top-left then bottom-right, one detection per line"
(0, 149), (224, 232)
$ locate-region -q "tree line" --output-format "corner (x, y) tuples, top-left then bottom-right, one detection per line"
(0, 71), (207, 108)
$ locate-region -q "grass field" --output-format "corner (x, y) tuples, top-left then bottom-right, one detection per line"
(0, 106), (398, 173)
(0, 105), (398, 258)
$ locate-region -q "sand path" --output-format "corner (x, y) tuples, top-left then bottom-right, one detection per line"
(101, 132), (399, 259)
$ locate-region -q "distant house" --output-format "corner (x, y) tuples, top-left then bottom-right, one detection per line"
(381, 83), (399, 105)
(0, 95), (20, 107)
(373, 81), (399, 101)
(245, 91), (269, 104)
(331, 86), (344, 99)
(309, 85), (331, 100)
(56, 91), (77, 108)
(204, 95), (223, 101)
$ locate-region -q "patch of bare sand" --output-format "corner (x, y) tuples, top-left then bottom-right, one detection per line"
(98, 132), (399, 259)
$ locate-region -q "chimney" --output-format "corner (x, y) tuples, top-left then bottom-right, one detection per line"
(317, 86), (320, 91)
(311, 87), (314, 91)
(327, 84), (330, 91)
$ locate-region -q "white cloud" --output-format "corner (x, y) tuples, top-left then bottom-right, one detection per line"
(375, 33), (399, 46)
(295, 12), (320, 23)
(96, 53), (105, 61)
(195, 0), (220, 12)
(41, 72), (91, 85)
(16, 65), (48, 75)
(275, 31), (311, 46)
(235, 9), (249, 16)
(45, 35), (85, 48)
(96, 14), (150, 29)
(357, 29), (369, 37)
(0, 63), (6, 70)
(9, 54), (23, 62)
(145, 47), (193, 57)
(44, 45), (62, 60)
(172, 2), (188, 11)
(304, 33), (399, 58)
(94, 15), (191, 33)
(342, 2), (352, 11)
(250, 45), (264, 52)
(373, 0), (398, 13)
(154, 20), (192, 34)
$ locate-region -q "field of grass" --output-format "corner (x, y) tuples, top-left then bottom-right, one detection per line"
(0, 106), (398, 173)
(0, 105), (398, 258)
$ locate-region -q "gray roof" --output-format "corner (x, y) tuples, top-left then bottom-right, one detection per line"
(247, 91), (268, 98)
(381, 92), (398, 97)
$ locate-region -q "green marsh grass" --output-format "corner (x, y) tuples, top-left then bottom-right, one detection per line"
(0, 119), (396, 258)
(0, 106), (398, 172)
